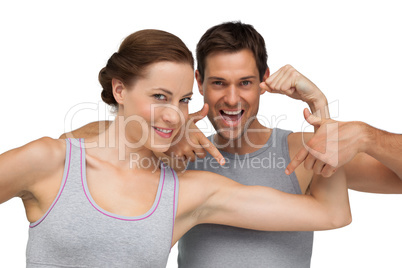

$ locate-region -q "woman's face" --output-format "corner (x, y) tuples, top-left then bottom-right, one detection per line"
(119, 61), (194, 152)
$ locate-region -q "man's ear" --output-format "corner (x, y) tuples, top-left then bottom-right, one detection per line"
(262, 68), (270, 82)
(195, 70), (204, 96)
(112, 78), (126, 105)
(260, 68), (270, 95)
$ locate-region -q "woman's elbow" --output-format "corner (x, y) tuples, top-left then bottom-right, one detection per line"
(330, 210), (352, 229)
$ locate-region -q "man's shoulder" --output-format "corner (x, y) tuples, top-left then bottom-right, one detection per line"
(287, 132), (315, 180)
(287, 131), (314, 151)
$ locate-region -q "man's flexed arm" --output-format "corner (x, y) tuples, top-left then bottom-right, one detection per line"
(260, 64), (329, 119)
(287, 110), (402, 193)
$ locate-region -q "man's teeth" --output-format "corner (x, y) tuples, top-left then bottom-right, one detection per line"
(155, 127), (173, 133)
(222, 110), (242, 115)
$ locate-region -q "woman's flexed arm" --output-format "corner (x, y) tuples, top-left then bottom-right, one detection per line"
(0, 137), (65, 210)
(175, 167), (350, 238)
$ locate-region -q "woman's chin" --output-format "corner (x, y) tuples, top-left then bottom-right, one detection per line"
(150, 144), (171, 153)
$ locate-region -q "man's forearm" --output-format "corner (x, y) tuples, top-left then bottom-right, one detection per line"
(363, 124), (402, 180)
(307, 94), (330, 119)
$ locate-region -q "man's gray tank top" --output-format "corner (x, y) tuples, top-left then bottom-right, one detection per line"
(26, 139), (179, 267)
(178, 128), (313, 268)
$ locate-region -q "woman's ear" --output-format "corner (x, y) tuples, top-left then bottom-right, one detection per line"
(112, 78), (126, 105)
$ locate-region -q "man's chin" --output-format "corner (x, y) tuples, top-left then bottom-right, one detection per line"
(215, 128), (245, 142)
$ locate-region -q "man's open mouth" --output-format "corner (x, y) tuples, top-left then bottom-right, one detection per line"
(219, 109), (244, 125)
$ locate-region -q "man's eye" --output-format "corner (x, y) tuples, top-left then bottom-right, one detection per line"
(153, 94), (167, 101)
(212, 81), (223, 86)
(241, 81), (251, 86)
(180, 97), (192, 104)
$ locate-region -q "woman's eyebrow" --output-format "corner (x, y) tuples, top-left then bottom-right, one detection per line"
(153, 88), (192, 97)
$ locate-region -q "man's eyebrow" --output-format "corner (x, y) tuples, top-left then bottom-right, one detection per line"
(207, 76), (225, 81)
(207, 76), (258, 80)
(240, 75), (258, 80)
(153, 88), (193, 97)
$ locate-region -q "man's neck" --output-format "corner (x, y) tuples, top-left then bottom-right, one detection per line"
(214, 120), (272, 155)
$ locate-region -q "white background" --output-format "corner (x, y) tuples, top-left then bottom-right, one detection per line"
(1, 0), (401, 267)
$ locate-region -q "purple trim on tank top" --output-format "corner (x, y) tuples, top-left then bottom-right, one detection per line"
(30, 139), (72, 228)
(79, 139), (166, 221)
(170, 167), (177, 248)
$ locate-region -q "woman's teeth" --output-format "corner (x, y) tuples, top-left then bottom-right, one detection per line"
(154, 127), (172, 133)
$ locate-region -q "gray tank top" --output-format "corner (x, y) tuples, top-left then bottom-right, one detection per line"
(26, 138), (179, 267)
(178, 128), (313, 268)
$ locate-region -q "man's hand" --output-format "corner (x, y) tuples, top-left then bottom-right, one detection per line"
(164, 103), (225, 167)
(260, 65), (329, 117)
(286, 108), (368, 177)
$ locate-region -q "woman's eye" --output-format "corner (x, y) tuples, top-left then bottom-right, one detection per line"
(180, 97), (192, 104)
(153, 94), (167, 101)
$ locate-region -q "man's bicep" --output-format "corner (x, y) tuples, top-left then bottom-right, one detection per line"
(59, 120), (112, 139)
(345, 153), (402, 194)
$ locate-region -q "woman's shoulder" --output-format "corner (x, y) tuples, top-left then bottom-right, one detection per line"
(16, 137), (66, 171)
(0, 137), (67, 202)
(26, 136), (65, 155)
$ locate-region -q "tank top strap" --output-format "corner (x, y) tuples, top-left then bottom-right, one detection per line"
(158, 162), (180, 240)
(60, 138), (88, 194)
(269, 127), (291, 151)
(272, 128), (301, 194)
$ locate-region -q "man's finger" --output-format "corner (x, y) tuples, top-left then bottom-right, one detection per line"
(285, 147), (309, 175)
(321, 164), (337, 178)
(312, 159), (326, 175)
(199, 136), (225, 165)
(189, 103), (209, 123)
(303, 108), (321, 127)
(303, 153), (316, 170)
(259, 82), (272, 93)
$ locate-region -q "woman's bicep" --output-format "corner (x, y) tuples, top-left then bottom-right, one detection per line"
(0, 137), (63, 204)
(199, 177), (343, 232)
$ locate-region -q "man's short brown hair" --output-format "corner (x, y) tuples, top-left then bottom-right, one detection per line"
(196, 21), (268, 82)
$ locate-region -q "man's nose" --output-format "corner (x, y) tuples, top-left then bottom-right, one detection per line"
(223, 85), (240, 107)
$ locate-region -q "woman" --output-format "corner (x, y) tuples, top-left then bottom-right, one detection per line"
(0, 29), (351, 267)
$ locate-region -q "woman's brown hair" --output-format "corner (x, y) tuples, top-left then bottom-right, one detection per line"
(99, 29), (194, 108)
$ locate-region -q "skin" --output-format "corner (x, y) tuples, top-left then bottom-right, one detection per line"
(0, 61), (351, 251)
(166, 49), (402, 194)
(193, 50), (315, 193)
(289, 109), (402, 193)
(62, 49), (402, 194)
(197, 50), (268, 155)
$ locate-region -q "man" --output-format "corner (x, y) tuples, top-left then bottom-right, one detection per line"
(63, 22), (402, 267)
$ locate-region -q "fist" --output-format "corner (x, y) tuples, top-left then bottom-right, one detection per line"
(260, 65), (325, 105)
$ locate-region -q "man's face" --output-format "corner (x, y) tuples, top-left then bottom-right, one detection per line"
(196, 49), (265, 142)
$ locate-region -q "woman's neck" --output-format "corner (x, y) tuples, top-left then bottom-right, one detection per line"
(85, 117), (159, 172)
